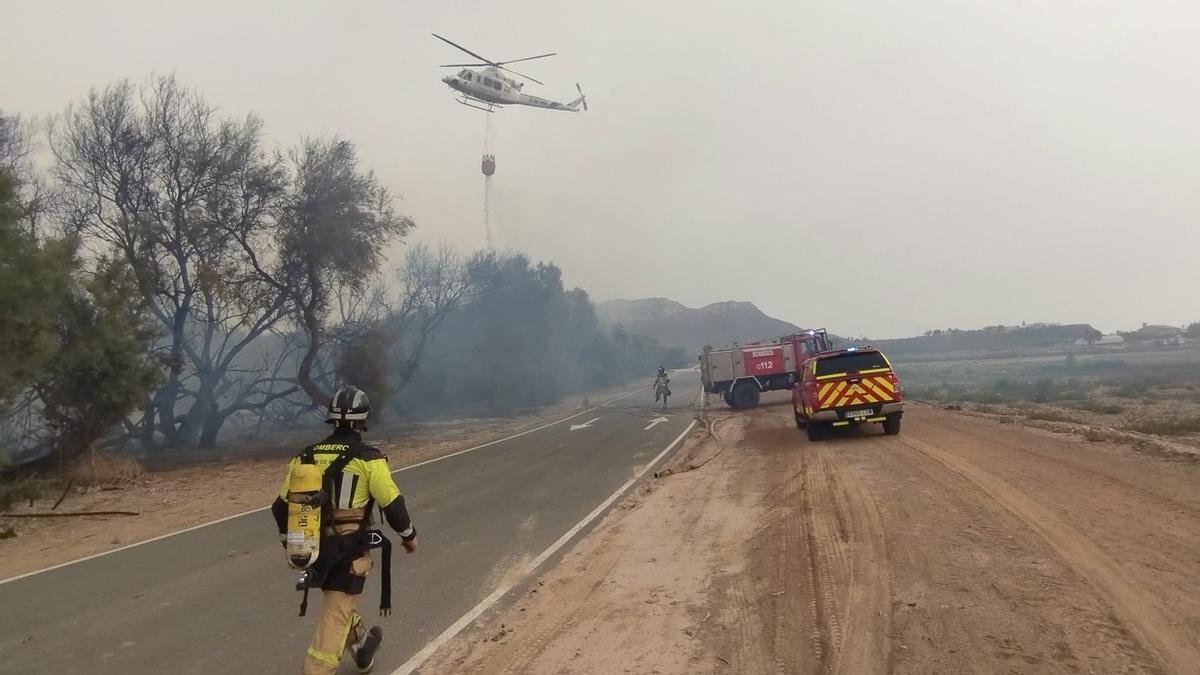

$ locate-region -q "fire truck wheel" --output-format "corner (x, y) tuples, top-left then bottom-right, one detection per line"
(722, 390), (734, 407)
(883, 414), (901, 435)
(731, 382), (760, 409)
(794, 411), (807, 429)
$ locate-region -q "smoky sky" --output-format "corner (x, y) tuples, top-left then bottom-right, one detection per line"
(3, 0), (1197, 337)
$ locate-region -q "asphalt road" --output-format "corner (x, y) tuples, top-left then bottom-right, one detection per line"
(0, 371), (700, 675)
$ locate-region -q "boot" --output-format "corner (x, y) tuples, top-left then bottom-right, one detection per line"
(354, 626), (383, 674)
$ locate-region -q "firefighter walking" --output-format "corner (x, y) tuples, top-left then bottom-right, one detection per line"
(653, 366), (671, 408)
(272, 386), (418, 674)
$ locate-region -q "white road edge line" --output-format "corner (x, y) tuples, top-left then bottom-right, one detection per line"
(392, 416), (700, 675)
(0, 388), (642, 586)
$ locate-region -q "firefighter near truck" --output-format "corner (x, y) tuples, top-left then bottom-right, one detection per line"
(699, 330), (832, 409)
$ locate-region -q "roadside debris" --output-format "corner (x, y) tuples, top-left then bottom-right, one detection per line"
(1, 510), (139, 518)
(654, 414), (729, 478)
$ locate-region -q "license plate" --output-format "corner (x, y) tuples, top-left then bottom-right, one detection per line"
(843, 408), (874, 419)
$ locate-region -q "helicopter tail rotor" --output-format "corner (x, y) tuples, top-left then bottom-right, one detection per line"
(573, 83), (588, 112)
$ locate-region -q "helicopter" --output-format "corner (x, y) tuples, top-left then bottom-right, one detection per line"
(434, 34), (588, 113)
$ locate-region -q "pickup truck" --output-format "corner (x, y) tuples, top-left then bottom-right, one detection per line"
(792, 346), (904, 441)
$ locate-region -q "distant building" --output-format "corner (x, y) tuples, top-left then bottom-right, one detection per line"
(1077, 334), (1125, 346)
(1098, 334), (1125, 345)
(1124, 324), (1184, 343)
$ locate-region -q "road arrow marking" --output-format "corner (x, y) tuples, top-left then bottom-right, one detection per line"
(570, 417), (600, 432)
(644, 416), (669, 431)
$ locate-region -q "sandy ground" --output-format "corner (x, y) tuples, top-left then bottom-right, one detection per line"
(421, 396), (1200, 674)
(941, 400), (1200, 463)
(0, 386), (634, 580)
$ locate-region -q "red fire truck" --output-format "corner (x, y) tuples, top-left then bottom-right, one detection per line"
(699, 330), (832, 408)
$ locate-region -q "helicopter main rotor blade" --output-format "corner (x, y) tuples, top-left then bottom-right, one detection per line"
(499, 65), (543, 85)
(431, 33), (496, 66)
(440, 63), (492, 68)
(497, 52), (557, 65)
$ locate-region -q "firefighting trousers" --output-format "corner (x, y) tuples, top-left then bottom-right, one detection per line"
(301, 555), (372, 675)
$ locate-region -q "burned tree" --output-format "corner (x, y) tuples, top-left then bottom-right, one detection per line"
(48, 76), (295, 449)
(333, 244), (471, 413)
(276, 137), (413, 407)
(389, 243), (472, 390)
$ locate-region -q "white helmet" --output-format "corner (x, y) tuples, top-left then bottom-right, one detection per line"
(327, 386), (370, 423)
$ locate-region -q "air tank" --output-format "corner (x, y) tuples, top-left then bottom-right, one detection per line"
(481, 154), (496, 176)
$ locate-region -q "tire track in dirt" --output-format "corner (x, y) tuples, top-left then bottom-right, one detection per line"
(846, 429), (1164, 673)
(725, 564), (767, 672)
(742, 421), (894, 674)
(420, 404), (1199, 674)
(896, 434), (1198, 673)
(914, 413), (1200, 573)
(745, 426), (835, 673)
(799, 450), (835, 672)
(706, 417), (774, 673)
(819, 445), (893, 674)
(922, 415), (1200, 518)
(740, 436), (813, 673)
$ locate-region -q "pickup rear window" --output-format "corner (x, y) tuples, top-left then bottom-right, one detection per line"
(815, 352), (889, 376)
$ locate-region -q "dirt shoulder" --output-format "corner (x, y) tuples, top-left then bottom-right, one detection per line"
(420, 398), (1200, 673)
(0, 386), (632, 581)
(928, 399), (1200, 464)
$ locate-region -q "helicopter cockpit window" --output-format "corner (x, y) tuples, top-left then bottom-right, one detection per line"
(459, 70), (472, 81)
(489, 79), (503, 90)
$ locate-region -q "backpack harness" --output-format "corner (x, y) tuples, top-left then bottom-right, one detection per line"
(295, 443), (393, 618)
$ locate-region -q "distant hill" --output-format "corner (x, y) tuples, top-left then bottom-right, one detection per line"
(871, 324), (1103, 356)
(597, 298), (806, 356)
(596, 297), (689, 325)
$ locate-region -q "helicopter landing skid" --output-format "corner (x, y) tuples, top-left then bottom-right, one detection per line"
(457, 96), (499, 113)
